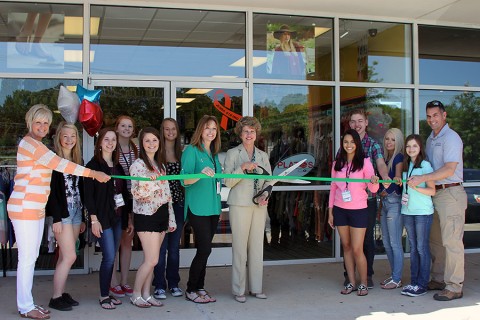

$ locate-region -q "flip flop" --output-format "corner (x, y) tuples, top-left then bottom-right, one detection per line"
(19, 308), (50, 320)
(109, 295), (122, 305)
(144, 295), (163, 307)
(197, 289), (216, 303)
(252, 185), (273, 204)
(185, 291), (209, 304)
(99, 297), (116, 310)
(130, 296), (151, 308)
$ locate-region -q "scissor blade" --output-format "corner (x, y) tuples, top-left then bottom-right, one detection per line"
(278, 179), (310, 184)
(277, 159), (306, 177)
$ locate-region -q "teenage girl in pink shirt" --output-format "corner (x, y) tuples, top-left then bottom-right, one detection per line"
(328, 129), (379, 296)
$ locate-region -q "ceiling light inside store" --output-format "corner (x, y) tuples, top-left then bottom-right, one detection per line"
(230, 57), (267, 67)
(64, 17), (100, 36)
(186, 89), (213, 94)
(315, 27), (331, 37)
(176, 105), (181, 109)
(176, 98), (195, 103)
(64, 50), (95, 62)
(340, 31), (349, 38)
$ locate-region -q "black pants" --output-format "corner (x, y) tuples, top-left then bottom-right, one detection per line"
(343, 197), (377, 278)
(186, 209), (219, 293)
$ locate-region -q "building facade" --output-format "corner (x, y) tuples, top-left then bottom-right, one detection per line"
(0, 0), (479, 274)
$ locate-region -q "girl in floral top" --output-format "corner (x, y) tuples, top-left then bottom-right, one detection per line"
(129, 127), (176, 308)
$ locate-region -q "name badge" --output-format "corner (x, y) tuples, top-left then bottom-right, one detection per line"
(216, 181), (221, 195)
(114, 194), (125, 208)
(401, 193), (409, 206)
(342, 190), (352, 202)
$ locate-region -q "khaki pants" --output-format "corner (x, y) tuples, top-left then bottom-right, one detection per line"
(430, 186), (467, 292)
(229, 205), (267, 296)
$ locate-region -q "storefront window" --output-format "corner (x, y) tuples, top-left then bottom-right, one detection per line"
(253, 84), (334, 258)
(253, 14), (333, 81)
(90, 6), (246, 77)
(419, 26), (480, 86)
(339, 20), (412, 84)
(340, 87), (413, 145)
(0, 2), (84, 74)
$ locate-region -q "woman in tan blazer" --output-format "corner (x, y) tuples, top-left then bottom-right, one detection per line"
(223, 116), (274, 303)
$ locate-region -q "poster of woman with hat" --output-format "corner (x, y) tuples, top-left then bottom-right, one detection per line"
(267, 24), (313, 77)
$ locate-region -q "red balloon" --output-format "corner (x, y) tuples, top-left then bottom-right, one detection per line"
(78, 99), (103, 136)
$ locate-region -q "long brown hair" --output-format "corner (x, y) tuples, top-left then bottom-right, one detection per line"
(190, 115), (221, 155)
(115, 115), (139, 158)
(403, 134), (426, 171)
(160, 118), (182, 162)
(138, 127), (165, 172)
(53, 121), (82, 164)
(94, 127), (119, 165)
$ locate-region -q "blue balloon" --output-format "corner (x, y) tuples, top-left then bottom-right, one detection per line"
(76, 84), (101, 103)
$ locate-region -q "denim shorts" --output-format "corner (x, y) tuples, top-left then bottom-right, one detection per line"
(333, 206), (369, 228)
(61, 207), (83, 225)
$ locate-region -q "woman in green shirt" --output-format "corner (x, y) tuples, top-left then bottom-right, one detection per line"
(181, 115), (222, 304)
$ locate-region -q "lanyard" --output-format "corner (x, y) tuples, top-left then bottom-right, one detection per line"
(405, 164), (415, 194)
(120, 145), (132, 170)
(345, 163), (352, 190)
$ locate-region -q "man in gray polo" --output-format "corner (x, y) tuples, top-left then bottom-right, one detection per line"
(408, 100), (467, 301)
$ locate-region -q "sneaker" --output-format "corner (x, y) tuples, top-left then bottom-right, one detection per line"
(61, 293), (79, 306)
(49, 296), (73, 311)
(406, 285), (427, 297)
(433, 289), (463, 301)
(367, 276), (374, 289)
(121, 284), (133, 297)
(109, 285), (125, 298)
(401, 284), (414, 296)
(154, 288), (167, 300)
(427, 280), (446, 291)
(170, 287), (183, 297)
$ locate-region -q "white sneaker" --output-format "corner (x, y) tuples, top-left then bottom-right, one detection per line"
(170, 287), (183, 297)
(154, 289), (167, 299)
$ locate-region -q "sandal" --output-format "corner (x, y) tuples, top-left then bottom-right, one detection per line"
(109, 295), (122, 305)
(341, 283), (354, 295)
(130, 296), (151, 308)
(252, 185), (273, 204)
(144, 295), (163, 307)
(381, 279), (402, 289)
(380, 276), (392, 285)
(357, 284), (369, 296)
(185, 291), (209, 304)
(99, 297), (116, 310)
(34, 305), (50, 315)
(19, 308), (50, 319)
(198, 289), (216, 303)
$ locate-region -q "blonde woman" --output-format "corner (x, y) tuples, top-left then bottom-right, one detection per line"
(8, 105), (109, 319)
(379, 128), (405, 289)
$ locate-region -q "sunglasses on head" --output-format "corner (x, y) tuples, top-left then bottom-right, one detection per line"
(427, 100), (443, 107)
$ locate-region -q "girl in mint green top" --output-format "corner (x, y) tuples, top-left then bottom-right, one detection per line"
(181, 115), (222, 303)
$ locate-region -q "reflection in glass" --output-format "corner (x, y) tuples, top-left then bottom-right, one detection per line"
(419, 26), (480, 86)
(253, 84), (334, 259)
(90, 6), (245, 77)
(0, 2), (83, 74)
(95, 86), (165, 130)
(340, 87), (413, 145)
(339, 19), (412, 84)
(253, 14), (333, 81)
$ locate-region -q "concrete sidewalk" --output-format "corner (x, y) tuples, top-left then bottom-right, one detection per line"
(1, 254), (479, 320)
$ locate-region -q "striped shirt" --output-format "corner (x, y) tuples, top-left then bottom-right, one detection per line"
(7, 136), (92, 221)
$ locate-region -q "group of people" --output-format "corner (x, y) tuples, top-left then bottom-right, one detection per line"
(8, 105), (271, 319)
(329, 102), (466, 301)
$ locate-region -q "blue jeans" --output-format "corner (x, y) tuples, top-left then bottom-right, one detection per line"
(380, 194), (404, 282)
(153, 202), (185, 290)
(403, 214), (433, 289)
(97, 218), (122, 297)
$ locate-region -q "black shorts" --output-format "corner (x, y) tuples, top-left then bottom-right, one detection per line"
(134, 204), (168, 232)
(333, 206), (369, 228)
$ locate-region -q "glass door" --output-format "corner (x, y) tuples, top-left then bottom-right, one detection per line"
(172, 82), (246, 266)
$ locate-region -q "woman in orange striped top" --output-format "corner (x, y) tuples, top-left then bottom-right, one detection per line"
(7, 104), (110, 320)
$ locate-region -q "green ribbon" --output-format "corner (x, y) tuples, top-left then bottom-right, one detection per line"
(110, 173), (404, 184)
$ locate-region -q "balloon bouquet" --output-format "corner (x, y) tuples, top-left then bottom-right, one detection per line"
(57, 84), (103, 136)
